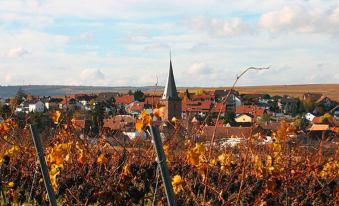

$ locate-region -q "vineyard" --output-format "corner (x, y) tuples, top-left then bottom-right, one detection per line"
(0, 117), (338, 206)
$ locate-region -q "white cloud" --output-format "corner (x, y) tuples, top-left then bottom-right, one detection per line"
(0, 29), (70, 53)
(187, 63), (211, 75)
(6, 48), (29, 58)
(259, 5), (339, 34)
(80, 69), (105, 81)
(186, 16), (253, 36)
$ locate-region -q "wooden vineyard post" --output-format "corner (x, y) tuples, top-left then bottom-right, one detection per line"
(149, 125), (177, 206)
(29, 124), (57, 206)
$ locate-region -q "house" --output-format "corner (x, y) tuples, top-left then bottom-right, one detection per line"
(305, 113), (316, 121)
(278, 97), (299, 114)
(312, 116), (322, 124)
(182, 101), (212, 118)
(115, 95), (134, 107)
(308, 124), (331, 139)
(75, 94), (97, 106)
(191, 94), (214, 102)
(314, 96), (334, 112)
(126, 101), (145, 116)
(15, 100), (45, 113)
(241, 94), (266, 104)
(236, 105), (265, 120)
(201, 125), (268, 142)
(15, 102), (27, 113)
(214, 90), (239, 102)
(303, 93), (322, 102)
(226, 94), (243, 112)
(94, 92), (118, 104)
(44, 97), (63, 110)
(210, 102), (226, 115)
(103, 115), (135, 131)
(59, 97), (81, 110)
(235, 113), (253, 123)
(144, 95), (161, 108)
(28, 100), (44, 113)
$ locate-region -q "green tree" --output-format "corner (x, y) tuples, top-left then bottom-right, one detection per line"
(133, 90), (145, 102)
(0, 105), (11, 119)
(260, 113), (271, 123)
(15, 87), (27, 105)
(92, 102), (105, 133)
(262, 94), (271, 99)
(303, 99), (315, 113)
(223, 111), (235, 124)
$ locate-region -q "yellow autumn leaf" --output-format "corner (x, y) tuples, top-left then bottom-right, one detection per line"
(187, 143), (205, 166)
(172, 175), (184, 194)
(122, 164), (131, 176)
(97, 153), (108, 164)
(8, 182), (15, 188)
(135, 119), (143, 132)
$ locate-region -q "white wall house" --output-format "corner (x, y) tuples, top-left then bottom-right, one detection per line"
(29, 100), (45, 113)
(305, 113), (315, 121)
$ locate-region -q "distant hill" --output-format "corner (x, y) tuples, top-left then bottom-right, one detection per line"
(0, 85), (163, 98)
(1, 84), (338, 101)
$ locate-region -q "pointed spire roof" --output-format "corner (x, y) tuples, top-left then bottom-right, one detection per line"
(162, 59), (179, 100)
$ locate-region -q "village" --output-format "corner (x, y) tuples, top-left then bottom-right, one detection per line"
(1, 60), (338, 145)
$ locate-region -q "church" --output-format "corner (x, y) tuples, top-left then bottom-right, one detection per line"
(160, 58), (182, 122)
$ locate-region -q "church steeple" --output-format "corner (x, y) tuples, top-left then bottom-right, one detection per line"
(162, 59), (178, 100)
(160, 54), (182, 121)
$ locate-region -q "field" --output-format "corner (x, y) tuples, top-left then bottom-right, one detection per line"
(178, 84), (339, 101)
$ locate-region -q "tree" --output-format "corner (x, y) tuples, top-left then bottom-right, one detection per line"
(133, 90), (145, 102)
(262, 94), (271, 99)
(92, 102), (105, 134)
(260, 113), (271, 123)
(15, 87), (27, 105)
(223, 111), (235, 124)
(184, 89), (191, 101)
(128, 90), (134, 95)
(0, 104), (11, 119)
(320, 113), (334, 125)
(303, 98), (315, 113)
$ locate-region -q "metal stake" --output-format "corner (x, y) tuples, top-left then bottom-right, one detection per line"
(149, 125), (177, 206)
(29, 124), (57, 206)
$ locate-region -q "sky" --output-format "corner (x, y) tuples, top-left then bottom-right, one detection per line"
(0, 0), (339, 87)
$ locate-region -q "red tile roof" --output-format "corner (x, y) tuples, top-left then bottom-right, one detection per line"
(259, 122), (280, 132)
(103, 115), (135, 130)
(115, 95), (134, 105)
(182, 101), (212, 113)
(144, 96), (161, 106)
(192, 94), (214, 101)
(210, 102), (226, 113)
(312, 116), (322, 124)
(236, 105), (265, 118)
(202, 126), (253, 139)
(128, 102), (144, 112)
(309, 124), (330, 131)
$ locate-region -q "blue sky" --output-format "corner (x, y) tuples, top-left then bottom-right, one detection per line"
(0, 0), (338, 87)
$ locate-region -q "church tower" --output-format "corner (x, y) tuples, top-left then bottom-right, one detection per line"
(160, 58), (182, 121)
